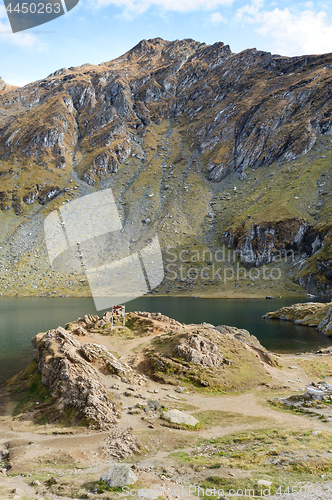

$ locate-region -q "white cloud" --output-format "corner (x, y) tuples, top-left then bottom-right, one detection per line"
(94, 0), (234, 13)
(4, 76), (31, 87)
(210, 12), (227, 24)
(256, 8), (332, 56)
(234, 0), (264, 23)
(0, 17), (47, 50)
(0, 5), (6, 19)
(234, 0), (332, 56)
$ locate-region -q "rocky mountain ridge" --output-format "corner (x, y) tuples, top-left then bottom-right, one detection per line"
(0, 78), (16, 95)
(1, 38), (332, 296)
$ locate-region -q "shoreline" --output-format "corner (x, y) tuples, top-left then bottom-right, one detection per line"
(0, 291), (317, 300)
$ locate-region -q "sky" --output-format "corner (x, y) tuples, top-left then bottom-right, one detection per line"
(0, 0), (332, 86)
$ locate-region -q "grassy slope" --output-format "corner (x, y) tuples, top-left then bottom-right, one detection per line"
(1, 121), (332, 298)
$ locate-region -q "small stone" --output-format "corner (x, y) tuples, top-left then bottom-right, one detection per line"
(257, 480), (272, 487)
(167, 394), (180, 400)
(11, 488), (26, 496)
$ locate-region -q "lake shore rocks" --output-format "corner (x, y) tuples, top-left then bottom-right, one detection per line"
(263, 302), (332, 337)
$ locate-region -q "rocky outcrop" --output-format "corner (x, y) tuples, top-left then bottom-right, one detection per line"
(263, 301), (332, 336)
(32, 327), (123, 429)
(318, 307), (332, 336)
(0, 191), (11, 211)
(37, 185), (62, 205)
(276, 381), (332, 422)
(147, 323), (277, 390)
(298, 255), (332, 296)
(176, 333), (225, 366)
(317, 260), (332, 281)
(222, 219), (325, 268)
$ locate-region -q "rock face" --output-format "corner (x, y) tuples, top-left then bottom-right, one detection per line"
(222, 219), (325, 268)
(263, 302), (332, 337)
(32, 327), (124, 429)
(1, 38), (332, 212)
(318, 307), (332, 336)
(161, 409), (199, 428)
(100, 464), (138, 487)
(176, 332), (225, 366)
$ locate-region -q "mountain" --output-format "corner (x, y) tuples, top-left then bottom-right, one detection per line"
(1, 37), (332, 298)
(0, 78), (17, 95)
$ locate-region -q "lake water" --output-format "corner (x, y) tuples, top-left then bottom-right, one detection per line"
(0, 296), (331, 386)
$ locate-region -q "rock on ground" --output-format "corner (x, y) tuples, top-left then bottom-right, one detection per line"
(101, 428), (141, 459)
(161, 409), (199, 427)
(100, 464), (138, 487)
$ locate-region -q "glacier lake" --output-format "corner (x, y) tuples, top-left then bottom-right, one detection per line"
(0, 296), (332, 385)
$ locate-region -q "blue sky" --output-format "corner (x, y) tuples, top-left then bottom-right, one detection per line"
(1, 0), (332, 86)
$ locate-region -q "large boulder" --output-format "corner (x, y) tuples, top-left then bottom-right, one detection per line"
(161, 409), (199, 428)
(100, 464), (138, 487)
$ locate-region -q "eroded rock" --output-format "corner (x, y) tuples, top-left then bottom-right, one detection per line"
(32, 327), (121, 429)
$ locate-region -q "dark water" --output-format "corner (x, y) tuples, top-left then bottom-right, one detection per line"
(0, 296), (331, 385)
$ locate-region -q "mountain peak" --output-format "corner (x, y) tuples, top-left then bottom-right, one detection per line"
(0, 77), (16, 94)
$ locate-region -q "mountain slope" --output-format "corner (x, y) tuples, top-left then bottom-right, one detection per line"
(1, 38), (332, 298)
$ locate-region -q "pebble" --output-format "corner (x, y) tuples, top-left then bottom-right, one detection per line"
(257, 480), (272, 487)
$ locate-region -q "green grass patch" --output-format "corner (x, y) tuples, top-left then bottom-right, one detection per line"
(192, 410), (269, 427)
(5, 360), (52, 417)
